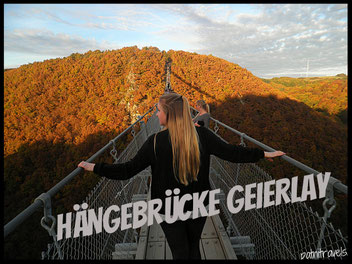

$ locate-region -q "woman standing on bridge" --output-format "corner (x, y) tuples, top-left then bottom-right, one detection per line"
(78, 93), (285, 259)
(193, 99), (210, 128)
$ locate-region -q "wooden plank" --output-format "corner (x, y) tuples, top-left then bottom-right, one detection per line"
(211, 215), (237, 259)
(232, 243), (255, 257)
(146, 241), (165, 259)
(201, 238), (226, 259)
(112, 250), (135, 260)
(199, 240), (206, 259)
(138, 187), (235, 260)
(135, 206), (149, 259)
(165, 241), (173, 259)
(201, 217), (217, 239)
(135, 188), (153, 259)
(135, 236), (148, 259)
(139, 221), (149, 237)
(148, 223), (165, 242)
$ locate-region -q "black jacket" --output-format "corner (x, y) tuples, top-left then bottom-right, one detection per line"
(94, 126), (264, 214)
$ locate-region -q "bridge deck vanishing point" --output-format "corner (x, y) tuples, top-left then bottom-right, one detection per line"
(112, 179), (237, 260)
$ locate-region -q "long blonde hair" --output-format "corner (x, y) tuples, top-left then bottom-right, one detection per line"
(158, 93), (200, 186)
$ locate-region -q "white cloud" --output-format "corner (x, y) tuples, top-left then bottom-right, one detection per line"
(4, 28), (120, 58)
(4, 4), (347, 77)
(173, 4), (348, 78)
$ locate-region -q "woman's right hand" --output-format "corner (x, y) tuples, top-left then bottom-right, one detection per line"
(264, 151), (286, 162)
(78, 161), (95, 172)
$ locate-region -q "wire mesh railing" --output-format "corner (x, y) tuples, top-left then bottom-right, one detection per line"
(5, 103), (348, 260)
(40, 108), (161, 259)
(193, 107), (348, 260)
(209, 156), (347, 259)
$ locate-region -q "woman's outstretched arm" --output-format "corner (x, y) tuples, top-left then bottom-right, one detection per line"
(78, 134), (154, 180)
(201, 127), (285, 163)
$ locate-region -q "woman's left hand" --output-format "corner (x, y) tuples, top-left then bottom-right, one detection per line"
(78, 161), (95, 171)
(264, 151), (286, 162)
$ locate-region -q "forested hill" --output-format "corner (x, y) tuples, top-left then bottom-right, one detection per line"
(4, 46), (347, 259)
(262, 75), (347, 124)
(4, 46), (292, 157)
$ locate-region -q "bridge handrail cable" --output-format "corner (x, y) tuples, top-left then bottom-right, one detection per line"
(5, 102), (347, 239)
(190, 106), (347, 195)
(4, 104), (157, 238)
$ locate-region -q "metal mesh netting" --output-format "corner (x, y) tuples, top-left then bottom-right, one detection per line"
(42, 111), (160, 259)
(209, 156), (348, 260)
(42, 111), (347, 260)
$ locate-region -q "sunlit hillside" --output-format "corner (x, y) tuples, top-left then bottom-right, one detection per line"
(4, 46), (347, 259)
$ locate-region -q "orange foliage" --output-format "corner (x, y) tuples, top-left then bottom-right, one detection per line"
(4, 46), (348, 259)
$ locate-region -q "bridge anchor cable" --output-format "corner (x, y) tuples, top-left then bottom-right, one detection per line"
(35, 193), (63, 259)
(315, 178), (339, 255)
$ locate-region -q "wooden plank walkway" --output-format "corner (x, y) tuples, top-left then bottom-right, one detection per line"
(126, 173), (237, 260)
(135, 212), (237, 259)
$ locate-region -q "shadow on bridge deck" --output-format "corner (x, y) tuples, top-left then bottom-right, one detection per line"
(112, 176), (238, 260)
(134, 215), (237, 260)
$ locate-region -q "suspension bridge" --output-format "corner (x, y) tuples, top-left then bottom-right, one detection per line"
(4, 60), (348, 260)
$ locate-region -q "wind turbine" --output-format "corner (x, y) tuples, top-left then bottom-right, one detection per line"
(306, 59), (309, 77)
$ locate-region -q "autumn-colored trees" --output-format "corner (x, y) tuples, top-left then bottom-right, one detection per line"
(262, 76), (348, 123)
(4, 46), (348, 259)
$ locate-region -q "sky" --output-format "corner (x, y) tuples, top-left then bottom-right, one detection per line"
(4, 3), (348, 78)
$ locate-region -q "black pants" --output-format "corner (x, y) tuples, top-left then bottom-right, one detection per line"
(160, 216), (207, 259)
